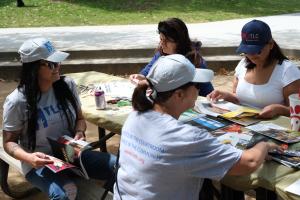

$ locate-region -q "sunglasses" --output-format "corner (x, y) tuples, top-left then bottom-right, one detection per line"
(41, 61), (60, 70)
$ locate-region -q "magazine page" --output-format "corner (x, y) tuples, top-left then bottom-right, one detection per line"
(178, 109), (202, 122)
(270, 153), (300, 168)
(246, 123), (300, 143)
(212, 124), (253, 149)
(285, 179), (300, 196)
(194, 99), (230, 117)
(47, 136), (91, 179)
(45, 156), (78, 173)
(98, 80), (136, 100)
(186, 114), (232, 131)
(195, 99), (261, 126)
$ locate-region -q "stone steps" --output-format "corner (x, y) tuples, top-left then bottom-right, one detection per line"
(0, 47), (299, 80)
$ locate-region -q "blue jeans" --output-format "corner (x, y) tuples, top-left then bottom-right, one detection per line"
(25, 151), (116, 200)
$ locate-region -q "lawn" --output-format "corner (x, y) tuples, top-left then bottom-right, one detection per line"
(1, 0), (300, 27)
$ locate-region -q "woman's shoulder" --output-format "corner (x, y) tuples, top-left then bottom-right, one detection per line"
(4, 88), (26, 107)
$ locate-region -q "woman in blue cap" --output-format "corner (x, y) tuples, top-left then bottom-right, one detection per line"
(2, 38), (116, 200)
(208, 19), (300, 118)
(129, 18), (214, 97)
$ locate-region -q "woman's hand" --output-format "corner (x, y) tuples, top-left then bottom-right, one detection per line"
(129, 74), (146, 85)
(207, 90), (239, 103)
(258, 104), (289, 119)
(74, 131), (86, 141)
(28, 152), (53, 168)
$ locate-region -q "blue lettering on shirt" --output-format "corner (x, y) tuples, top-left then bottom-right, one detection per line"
(37, 104), (63, 129)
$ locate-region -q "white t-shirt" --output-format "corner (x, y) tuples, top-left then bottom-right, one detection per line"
(235, 58), (300, 109)
(114, 110), (242, 200)
(2, 77), (80, 174)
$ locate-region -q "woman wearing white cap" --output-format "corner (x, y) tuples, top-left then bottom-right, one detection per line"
(114, 54), (279, 200)
(208, 19), (300, 119)
(2, 38), (116, 200)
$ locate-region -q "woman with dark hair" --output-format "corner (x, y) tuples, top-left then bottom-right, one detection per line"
(115, 54), (279, 200)
(2, 38), (116, 200)
(129, 17), (214, 96)
(208, 19), (300, 118)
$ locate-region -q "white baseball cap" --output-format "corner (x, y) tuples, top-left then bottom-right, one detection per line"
(146, 54), (214, 92)
(18, 38), (69, 63)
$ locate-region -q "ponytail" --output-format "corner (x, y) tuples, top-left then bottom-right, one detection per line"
(132, 83), (154, 112)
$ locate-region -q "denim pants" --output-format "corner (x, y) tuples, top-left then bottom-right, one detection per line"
(25, 151), (116, 200)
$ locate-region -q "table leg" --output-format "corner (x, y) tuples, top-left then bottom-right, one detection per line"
(255, 187), (277, 200)
(98, 127), (108, 152)
(0, 159), (38, 199)
(220, 184), (245, 200)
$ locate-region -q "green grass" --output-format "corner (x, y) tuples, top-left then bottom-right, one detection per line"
(1, 0), (300, 27)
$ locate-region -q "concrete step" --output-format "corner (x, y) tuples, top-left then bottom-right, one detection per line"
(0, 55), (243, 80)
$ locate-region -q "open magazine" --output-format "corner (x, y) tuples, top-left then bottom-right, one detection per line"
(195, 99), (261, 126)
(246, 123), (300, 143)
(46, 135), (92, 179)
(269, 150), (300, 168)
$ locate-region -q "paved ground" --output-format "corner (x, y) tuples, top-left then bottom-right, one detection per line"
(0, 13), (300, 53)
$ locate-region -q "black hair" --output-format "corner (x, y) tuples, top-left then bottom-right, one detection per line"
(245, 40), (288, 69)
(18, 61), (78, 151)
(157, 18), (203, 68)
(132, 81), (195, 112)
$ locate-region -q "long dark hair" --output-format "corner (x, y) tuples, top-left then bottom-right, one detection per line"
(132, 81), (194, 112)
(157, 18), (203, 68)
(18, 61), (78, 151)
(245, 40), (288, 69)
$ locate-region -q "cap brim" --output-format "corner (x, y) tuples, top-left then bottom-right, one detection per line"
(192, 68), (214, 83)
(236, 43), (264, 54)
(45, 51), (69, 62)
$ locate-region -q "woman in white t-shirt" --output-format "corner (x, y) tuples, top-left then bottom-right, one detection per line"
(208, 20), (300, 119)
(114, 54), (280, 200)
(3, 38), (115, 200)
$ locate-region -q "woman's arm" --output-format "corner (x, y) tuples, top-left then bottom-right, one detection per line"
(140, 52), (161, 76)
(3, 130), (53, 168)
(259, 79), (300, 118)
(227, 142), (278, 175)
(74, 109), (87, 140)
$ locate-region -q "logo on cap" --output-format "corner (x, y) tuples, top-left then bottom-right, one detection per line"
(44, 41), (54, 53)
(242, 32), (260, 42)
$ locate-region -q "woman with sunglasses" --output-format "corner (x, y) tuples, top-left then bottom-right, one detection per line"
(129, 17), (214, 97)
(115, 54), (280, 200)
(2, 38), (116, 200)
(208, 20), (300, 118)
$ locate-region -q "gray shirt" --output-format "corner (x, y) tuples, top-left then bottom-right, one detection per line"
(2, 77), (80, 174)
(114, 110), (242, 200)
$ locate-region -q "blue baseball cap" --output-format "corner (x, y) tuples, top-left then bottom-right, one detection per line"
(236, 20), (272, 54)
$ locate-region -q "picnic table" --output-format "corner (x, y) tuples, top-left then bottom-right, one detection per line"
(68, 71), (300, 200)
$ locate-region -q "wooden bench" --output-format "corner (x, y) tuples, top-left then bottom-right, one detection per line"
(0, 130), (113, 199)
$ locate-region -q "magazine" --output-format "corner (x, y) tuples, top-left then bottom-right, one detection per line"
(46, 135), (92, 179)
(186, 114), (233, 131)
(212, 124), (253, 149)
(246, 123), (300, 143)
(269, 150), (300, 168)
(194, 99), (261, 126)
(178, 109), (203, 122)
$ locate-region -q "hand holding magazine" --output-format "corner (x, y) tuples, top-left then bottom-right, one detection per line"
(46, 135), (92, 179)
